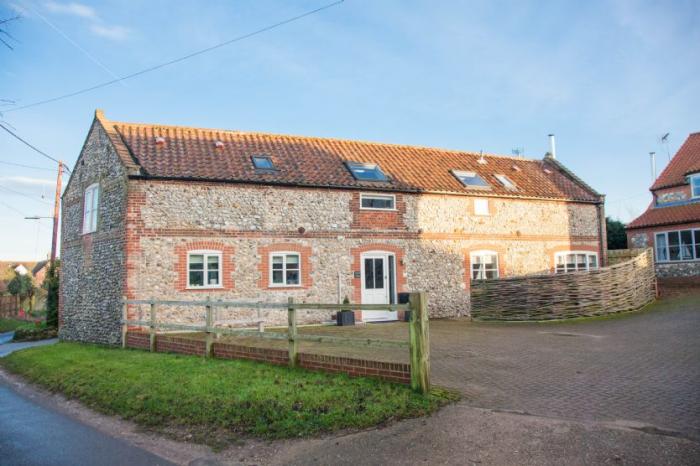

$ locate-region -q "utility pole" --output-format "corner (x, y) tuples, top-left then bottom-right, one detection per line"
(50, 161), (63, 264)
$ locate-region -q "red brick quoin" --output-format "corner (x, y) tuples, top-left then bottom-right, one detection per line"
(257, 243), (313, 290)
(174, 241), (235, 292)
(350, 192), (407, 230)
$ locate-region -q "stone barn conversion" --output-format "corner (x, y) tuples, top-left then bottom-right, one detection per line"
(60, 110), (606, 344)
(627, 132), (700, 279)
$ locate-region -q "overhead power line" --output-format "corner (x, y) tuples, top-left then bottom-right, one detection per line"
(0, 123), (70, 172)
(0, 160), (55, 171)
(5, 0), (344, 113)
(0, 198), (28, 217)
(0, 184), (52, 205)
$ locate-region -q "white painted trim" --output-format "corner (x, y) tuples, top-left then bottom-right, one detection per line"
(186, 250), (223, 289)
(554, 251), (599, 273)
(268, 251), (302, 287)
(82, 183), (100, 235)
(360, 251), (398, 304)
(359, 193), (397, 211)
(469, 250), (499, 280)
(653, 228), (700, 263)
(473, 198), (490, 216)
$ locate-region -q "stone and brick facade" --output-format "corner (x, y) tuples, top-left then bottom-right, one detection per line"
(627, 132), (700, 279)
(60, 111), (606, 344)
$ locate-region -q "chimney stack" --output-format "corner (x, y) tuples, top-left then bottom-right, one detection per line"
(548, 134), (556, 159)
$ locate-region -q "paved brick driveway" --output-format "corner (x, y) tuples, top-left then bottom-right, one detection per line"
(430, 294), (700, 440)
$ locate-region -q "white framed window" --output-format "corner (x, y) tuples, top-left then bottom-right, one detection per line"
(187, 251), (222, 288)
(360, 193), (396, 210)
(346, 162), (387, 181)
(474, 198), (489, 216)
(82, 183), (100, 234)
(452, 170), (490, 188)
(655, 229), (700, 262)
(554, 251), (599, 273)
(470, 250), (499, 280)
(495, 174), (517, 191)
(270, 252), (301, 286)
(690, 174), (700, 198)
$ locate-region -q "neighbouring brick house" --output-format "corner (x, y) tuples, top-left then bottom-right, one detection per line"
(60, 110), (606, 344)
(627, 132), (700, 279)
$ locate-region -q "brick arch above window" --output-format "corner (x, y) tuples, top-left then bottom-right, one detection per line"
(258, 243), (313, 290)
(175, 241), (235, 292)
(350, 244), (406, 304)
(463, 244), (507, 289)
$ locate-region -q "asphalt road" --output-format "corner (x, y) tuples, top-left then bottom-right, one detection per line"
(0, 340), (174, 466)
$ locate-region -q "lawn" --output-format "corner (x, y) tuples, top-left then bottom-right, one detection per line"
(0, 342), (455, 447)
(0, 318), (26, 333)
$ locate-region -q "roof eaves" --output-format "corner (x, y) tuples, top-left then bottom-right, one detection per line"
(127, 173), (602, 203)
(543, 156), (604, 201)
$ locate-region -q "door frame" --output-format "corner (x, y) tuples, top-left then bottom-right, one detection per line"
(360, 251), (398, 321)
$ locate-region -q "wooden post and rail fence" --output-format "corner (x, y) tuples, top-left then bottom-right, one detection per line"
(121, 292), (431, 394)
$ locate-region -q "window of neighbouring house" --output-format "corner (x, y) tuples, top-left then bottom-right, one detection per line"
(470, 250), (499, 280)
(346, 162), (388, 181)
(554, 251), (599, 273)
(252, 155), (275, 170)
(474, 198), (489, 216)
(187, 251), (222, 288)
(655, 229), (700, 262)
(270, 252), (301, 286)
(690, 174), (700, 198)
(360, 193), (396, 210)
(82, 183), (100, 234)
(452, 170), (490, 188)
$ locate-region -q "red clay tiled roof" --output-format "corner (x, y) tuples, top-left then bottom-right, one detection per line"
(627, 202), (700, 229)
(651, 133), (700, 190)
(95, 111), (602, 202)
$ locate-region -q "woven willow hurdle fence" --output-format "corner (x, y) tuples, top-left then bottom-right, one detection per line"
(471, 248), (656, 321)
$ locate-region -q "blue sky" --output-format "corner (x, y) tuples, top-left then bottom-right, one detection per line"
(1, 0), (698, 261)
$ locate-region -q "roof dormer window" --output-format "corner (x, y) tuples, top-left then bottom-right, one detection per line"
(495, 174), (517, 191)
(346, 162), (387, 181)
(690, 173), (700, 198)
(252, 155), (275, 170)
(452, 170), (490, 188)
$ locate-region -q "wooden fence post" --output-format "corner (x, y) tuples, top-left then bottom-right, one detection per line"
(408, 292), (430, 394)
(121, 296), (128, 349)
(205, 299), (214, 358)
(288, 297), (298, 368)
(149, 301), (157, 353)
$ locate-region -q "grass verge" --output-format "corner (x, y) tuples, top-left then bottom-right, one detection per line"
(0, 318), (26, 333)
(0, 342), (456, 447)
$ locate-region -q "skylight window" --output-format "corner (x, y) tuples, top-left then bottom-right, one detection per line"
(346, 162), (387, 181)
(252, 155), (275, 170)
(495, 174), (517, 191)
(452, 170), (490, 188)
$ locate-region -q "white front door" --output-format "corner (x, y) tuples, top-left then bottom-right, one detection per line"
(361, 252), (397, 322)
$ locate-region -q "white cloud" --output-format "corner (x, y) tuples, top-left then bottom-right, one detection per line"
(44, 1), (96, 20)
(41, 1), (130, 41)
(0, 176), (55, 186)
(90, 24), (129, 41)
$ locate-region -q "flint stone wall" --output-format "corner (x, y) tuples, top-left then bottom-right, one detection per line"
(59, 121), (128, 344)
(126, 180), (600, 326)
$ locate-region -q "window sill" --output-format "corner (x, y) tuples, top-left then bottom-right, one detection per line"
(267, 285), (303, 290)
(359, 207), (398, 212)
(82, 230), (96, 236)
(185, 286), (224, 291)
(656, 259), (700, 264)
